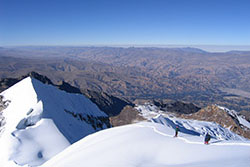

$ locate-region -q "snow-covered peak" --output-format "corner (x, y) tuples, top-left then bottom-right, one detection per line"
(0, 77), (110, 166)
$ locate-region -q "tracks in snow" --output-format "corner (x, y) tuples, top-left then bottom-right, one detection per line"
(135, 124), (250, 146)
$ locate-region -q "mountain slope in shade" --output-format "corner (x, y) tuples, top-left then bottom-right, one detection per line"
(42, 122), (250, 167)
(0, 77), (110, 167)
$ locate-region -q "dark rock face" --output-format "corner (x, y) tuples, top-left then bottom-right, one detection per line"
(153, 100), (201, 114)
(0, 95), (10, 112)
(82, 89), (133, 117)
(24, 72), (54, 85)
(0, 78), (19, 92)
(0, 71), (53, 92)
(64, 109), (111, 130)
(57, 81), (82, 94)
(110, 106), (146, 127)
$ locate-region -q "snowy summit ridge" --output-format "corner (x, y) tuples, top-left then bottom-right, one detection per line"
(42, 122), (250, 167)
(0, 77), (110, 167)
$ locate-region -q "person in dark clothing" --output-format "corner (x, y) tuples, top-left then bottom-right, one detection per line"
(174, 125), (179, 137)
(204, 133), (211, 144)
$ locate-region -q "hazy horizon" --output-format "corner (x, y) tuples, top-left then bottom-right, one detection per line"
(2, 44), (250, 53)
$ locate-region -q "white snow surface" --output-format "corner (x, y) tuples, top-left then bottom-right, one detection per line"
(0, 77), (108, 167)
(136, 104), (248, 141)
(42, 122), (250, 167)
(152, 115), (246, 141)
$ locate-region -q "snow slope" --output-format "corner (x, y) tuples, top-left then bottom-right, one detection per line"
(0, 77), (109, 167)
(42, 122), (250, 167)
(136, 104), (248, 141)
(152, 115), (247, 141)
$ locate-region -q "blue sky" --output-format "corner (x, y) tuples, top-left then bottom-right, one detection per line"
(0, 0), (250, 46)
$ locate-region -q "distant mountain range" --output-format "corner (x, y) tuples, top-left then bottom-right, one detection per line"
(0, 46), (250, 113)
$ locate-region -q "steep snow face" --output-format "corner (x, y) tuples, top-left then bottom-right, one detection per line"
(136, 104), (247, 141)
(42, 122), (250, 167)
(0, 77), (110, 167)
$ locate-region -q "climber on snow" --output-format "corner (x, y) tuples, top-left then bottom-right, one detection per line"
(204, 133), (211, 144)
(174, 125), (179, 137)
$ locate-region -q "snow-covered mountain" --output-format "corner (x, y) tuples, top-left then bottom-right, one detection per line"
(0, 77), (110, 167)
(42, 121), (250, 167)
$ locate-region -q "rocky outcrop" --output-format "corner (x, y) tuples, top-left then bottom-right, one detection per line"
(153, 99), (201, 114)
(181, 105), (250, 139)
(57, 81), (82, 94)
(0, 71), (79, 94)
(82, 89), (133, 117)
(0, 72), (53, 93)
(0, 95), (10, 112)
(239, 110), (250, 122)
(110, 106), (146, 127)
(64, 109), (111, 130)
(0, 95), (10, 136)
(0, 78), (19, 93)
(24, 71), (54, 85)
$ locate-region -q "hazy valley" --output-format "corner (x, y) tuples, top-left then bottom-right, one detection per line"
(1, 46), (250, 112)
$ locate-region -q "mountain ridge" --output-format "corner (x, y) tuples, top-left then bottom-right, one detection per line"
(0, 71), (132, 117)
(0, 77), (110, 166)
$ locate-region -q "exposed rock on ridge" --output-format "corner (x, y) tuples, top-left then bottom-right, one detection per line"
(152, 99), (201, 114)
(83, 89), (133, 117)
(110, 106), (146, 126)
(181, 105), (250, 139)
